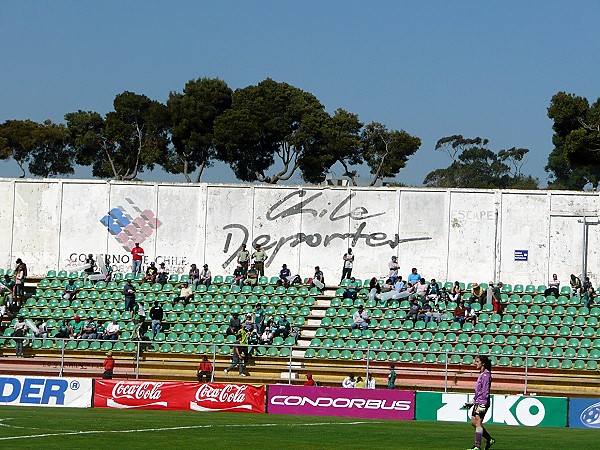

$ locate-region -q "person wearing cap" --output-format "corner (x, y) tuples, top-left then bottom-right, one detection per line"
(279, 264), (291, 286)
(68, 315), (84, 339)
(237, 244), (250, 272)
(143, 262), (158, 283)
(304, 373), (316, 386)
(157, 262), (169, 285)
(464, 304), (478, 325)
(351, 305), (369, 330)
(471, 282), (486, 306)
(252, 245), (268, 277)
(245, 263), (259, 286)
(388, 255), (400, 284)
(188, 263), (200, 288)
(232, 263), (246, 288)
(199, 264), (212, 287)
(102, 351), (115, 379)
(131, 243), (145, 277)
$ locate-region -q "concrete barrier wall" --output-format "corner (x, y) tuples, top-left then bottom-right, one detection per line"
(0, 178), (598, 285)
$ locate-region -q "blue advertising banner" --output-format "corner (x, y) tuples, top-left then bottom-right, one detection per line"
(569, 398), (600, 429)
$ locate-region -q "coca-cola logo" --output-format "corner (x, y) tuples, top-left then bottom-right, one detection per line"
(195, 384), (248, 403)
(111, 382), (164, 401)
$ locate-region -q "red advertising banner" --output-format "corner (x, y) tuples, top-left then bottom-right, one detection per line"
(93, 380), (265, 413)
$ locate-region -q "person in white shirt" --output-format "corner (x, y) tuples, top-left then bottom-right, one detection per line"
(545, 273), (560, 297)
(388, 256), (400, 284)
(351, 306), (369, 330)
(366, 373), (376, 389)
(199, 264), (212, 287)
(340, 248), (354, 283)
(105, 320), (121, 341)
(342, 373), (356, 388)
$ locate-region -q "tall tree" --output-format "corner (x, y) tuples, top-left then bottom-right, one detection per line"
(66, 91), (169, 180)
(165, 78), (232, 182)
(0, 119), (72, 177)
(546, 91), (600, 190)
(214, 78), (330, 184)
(423, 135), (538, 189)
(360, 122), (421, 186)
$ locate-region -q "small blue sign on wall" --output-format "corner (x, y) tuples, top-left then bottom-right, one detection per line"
(514, 250), (528, 261)
(569, 398), (600, 428)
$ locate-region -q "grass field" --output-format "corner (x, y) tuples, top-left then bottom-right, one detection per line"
(0, 406), (597, 450)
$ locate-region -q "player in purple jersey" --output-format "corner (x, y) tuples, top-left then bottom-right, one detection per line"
(465, 355), (495, 450)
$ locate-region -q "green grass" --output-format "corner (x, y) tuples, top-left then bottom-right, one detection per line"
(0, 406), (597, 450)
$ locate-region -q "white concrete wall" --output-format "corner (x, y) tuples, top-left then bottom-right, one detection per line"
(0, 177), (597, 287)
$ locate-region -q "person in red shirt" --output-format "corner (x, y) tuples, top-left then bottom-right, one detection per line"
(197, 355), (213, 382)
(102, 351), (115, 379)
(304, 373), (315, 386)
(131, 243), (145, 276)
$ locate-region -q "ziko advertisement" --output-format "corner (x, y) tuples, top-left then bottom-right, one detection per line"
(416, 392), (567, 427)
(267, 385), (415, 420)
(94, 380), (265, 413)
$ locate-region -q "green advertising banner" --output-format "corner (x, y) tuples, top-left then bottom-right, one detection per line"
(416, 392), (567, 427)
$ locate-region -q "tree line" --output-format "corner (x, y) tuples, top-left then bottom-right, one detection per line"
(1, 78), (598, 190)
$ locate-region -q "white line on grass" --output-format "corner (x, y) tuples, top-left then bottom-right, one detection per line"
(0, 420), (383, 441)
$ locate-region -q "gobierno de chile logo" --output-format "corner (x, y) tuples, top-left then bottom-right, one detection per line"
(99, 198), (162, 252)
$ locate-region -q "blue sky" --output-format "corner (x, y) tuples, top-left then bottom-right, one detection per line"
(1, 1), (598, 186)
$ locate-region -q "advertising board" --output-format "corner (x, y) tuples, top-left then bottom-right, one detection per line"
(0, 376), (92, 408)
(569, 398), (600, 429)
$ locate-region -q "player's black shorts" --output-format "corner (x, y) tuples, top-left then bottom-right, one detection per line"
(472, 404), (489, 419)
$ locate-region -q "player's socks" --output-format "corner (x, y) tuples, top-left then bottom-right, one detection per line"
(475, 427), (483, 449)
(482, 427), (491, 441)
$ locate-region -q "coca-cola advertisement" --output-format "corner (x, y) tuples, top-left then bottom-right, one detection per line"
(94, 380), (265, 413)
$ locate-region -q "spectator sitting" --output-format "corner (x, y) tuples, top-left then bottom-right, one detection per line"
(381, 278), (395, 293)
(232, 264), (246, 287)
(95, 321), (106, 340)
(351, 305), (369, 330)
(143, 262), (158, 283)
(471, 282), (486, 306)
(342, 278), (358, 300)
(453, 301), (466, 325)
(355, 376), (365, 388)
(368, 277), (381, 301)
(408, 298), (420, 320)
(273, 314), (291, 339)
(407, 267), (421, 286)
(69, 315), (84, 339)
(545, 274), (560, 297)
(247, 329), (260, 357)
(55, 320), (70, 339)
(342, 373), (356, 388)
(464, 305), (477, 325)
(84, 254), (96, 280)
(245, 263), (259, 286)
(176, 282), (194, 305)
(311, 266), (325, 292)
(304, 373), (316, 386)
(197, 355), (213, 382)
(583, 276), (593, 292)
(63, 279), (77, 301)
(439, 287), (450, 303)
(431, 304), (443, 323)
(33, 318), (48, 345)
(81, 316), (97, 340)
(414, 278), (428, 300)
(104, 256), (114, 282)
(260, 325), (274, 344)
(104, 320), (120, 341)
(449, 281), (462, 302)
(417, 299), (433, 324)
(427, 278), (440, 303)
(570, 274), (582, 296)
(394, 276), (406, 292)
(189, 264), (200, 288)
(243, 313), (254, 332)
(199, 264), (212, 287)
(157, 262), (169, 285)
(226, 312), (242, 336)
(279, 264), (291, 286)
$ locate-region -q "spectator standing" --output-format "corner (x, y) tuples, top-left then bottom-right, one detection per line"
(84, 254), (96, 280)
(492, 282), (503, 314)
(0, 274), (15, 316)
(13, 258), (27, 301)
(252, 245), (267, 277)
(388, 256), (400, 284)
(340, 248), (354, 283)
(387, 364), (397, 389)
(188, 264), (200, 288)
(237, 244), (250, 272)
(123, 281), (136, 311)
(253, 303), (266, 334)
(13, 316), (27, 357)
(197, 355), (213, 382)
(224, 335), (246, 376)
(131, 243), (144, 277)
(150, 301), (164, 339)
(102, 351), (115, 379)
